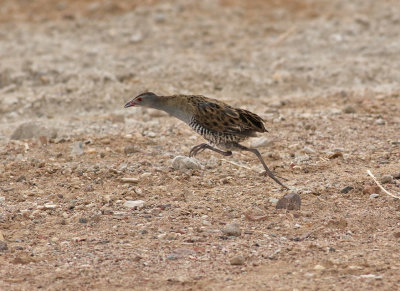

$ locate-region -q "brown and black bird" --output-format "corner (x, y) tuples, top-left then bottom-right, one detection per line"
(124, 92), (288, 188)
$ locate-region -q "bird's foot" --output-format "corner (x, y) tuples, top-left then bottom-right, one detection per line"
(189, 144), (206, 157)
(260, 170), (289, 189)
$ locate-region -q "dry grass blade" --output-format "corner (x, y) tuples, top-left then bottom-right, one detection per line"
(367, 170), (400, 199)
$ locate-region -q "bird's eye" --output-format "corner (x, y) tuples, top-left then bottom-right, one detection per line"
(137, 97), (142, 101)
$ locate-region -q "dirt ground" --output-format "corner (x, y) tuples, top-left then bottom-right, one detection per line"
(1, 0), (400, 290)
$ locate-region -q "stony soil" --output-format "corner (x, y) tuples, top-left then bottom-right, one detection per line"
(1, 0), (400, 290)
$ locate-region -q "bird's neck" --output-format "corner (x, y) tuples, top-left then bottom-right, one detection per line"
(150, 95), (192, 124)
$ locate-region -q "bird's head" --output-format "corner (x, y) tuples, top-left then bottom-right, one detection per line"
(124, 92), (158, 108)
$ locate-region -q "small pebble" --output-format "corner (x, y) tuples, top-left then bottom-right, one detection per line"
(314, 264), (325, 270)
(303, 146), (316, 154)
(381, 175), (393, 184)
(0, 196), (5, 205)
(120, 177), (139, 184)
(370, 193), (379, 199)
(0, 241), (8, 252)
(124, 200), (145, 209)
(222, 223), (241, 237)
(343, 105), (356, 114)
(86, 147), (97, 154)
(167, 248), (196, 260)
(230, 256), (245, 265)
(276, 193), (301, 210)
(341, 186), (354, 194)
(41, 204), (58, 210)
(84, 184), (94, 192)
(79, 217), (88, 224)
(143, 131), (156, 138)
(129, 32), (143, 43)
(124, 145), (138, 155)
(328, 152), (343, 159)
(269, 197), (279, 205)
(71, 141), (84, 156)
(363, 185), (380, 195)
(16, 175), (26, 182)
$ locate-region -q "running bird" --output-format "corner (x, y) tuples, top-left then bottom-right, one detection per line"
(124, 92), (288, 188)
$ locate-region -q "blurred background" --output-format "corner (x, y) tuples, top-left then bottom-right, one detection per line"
(1, 0), (399, 140)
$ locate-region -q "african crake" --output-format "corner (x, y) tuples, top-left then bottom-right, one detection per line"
(124, 92), (288, 188)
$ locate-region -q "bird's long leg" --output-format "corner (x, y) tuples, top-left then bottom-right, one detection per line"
(235, 144), (288, 189)
(189, 143), (232, 158)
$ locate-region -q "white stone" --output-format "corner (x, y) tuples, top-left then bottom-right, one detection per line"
(44, 204), (58, 209)
(71, 141), (84, 156)
(269, 197), (279, 205)
(303, 146), (316, 154)
(129, 32), (143, 43)
(314, 264), (325, 270)
(171, 156), (201, 170)
(123, 200), (145, 209)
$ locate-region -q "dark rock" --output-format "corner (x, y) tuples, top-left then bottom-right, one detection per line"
(341, 186), (354, 194)
(276, 192), (301, 210)
(16, 175), (26, 182)
(0, 241), (8, 252)
(79, 217), (88, 224)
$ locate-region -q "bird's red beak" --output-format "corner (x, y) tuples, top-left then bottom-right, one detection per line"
(124, 100), (136, 108)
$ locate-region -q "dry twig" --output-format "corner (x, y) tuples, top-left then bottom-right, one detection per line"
(367, 170), (399, 199)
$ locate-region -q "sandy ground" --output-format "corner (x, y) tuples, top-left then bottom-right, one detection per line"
(1, 0), (400, 290)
